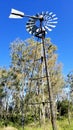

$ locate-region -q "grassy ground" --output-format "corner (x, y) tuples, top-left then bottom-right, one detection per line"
(0, 126), (17, 130)
(20, 119), (73, 130)
(0, 118), (73, 130)
(58, 118), (73, 130)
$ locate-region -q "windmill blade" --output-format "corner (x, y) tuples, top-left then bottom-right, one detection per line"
(29, 31), (32, 34)
(26, 26), (33, 30)
(9, 8), (24, 18)
(52, 17), (58, 20)
(47, 24), (56, 28)
(45, 26), (52, 31)
(45, 11), (49, 15)
(47, 17), (58, 22)
(26, 24), (35, 28)
(48, 21), (58, 24)
(26, 21), (34, 24)
(42, 11), (45, 15)
(26, 25), (37, 34)
(52, 14), (56, 17)
(49, 12), (53, 15)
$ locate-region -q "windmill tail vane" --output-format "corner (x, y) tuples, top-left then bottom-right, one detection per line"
(9, 8), (40, 19)
(9, 8), (24, 19)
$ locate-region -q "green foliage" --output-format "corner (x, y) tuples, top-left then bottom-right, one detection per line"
(57, 99), (73, 117)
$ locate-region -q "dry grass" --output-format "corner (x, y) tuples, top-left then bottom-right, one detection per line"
(0, 119), (73, 130)
(0, 126), (17, 130)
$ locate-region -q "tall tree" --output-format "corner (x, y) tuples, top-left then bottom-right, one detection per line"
(0, 67), (10, 125)
(66, 71), (73, 124)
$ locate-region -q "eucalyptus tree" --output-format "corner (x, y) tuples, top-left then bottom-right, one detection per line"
(0, 68), (5, 119)
(0, 67), (11, 125)
(9, 38), (38, 125)
(66, 71), (73, 111)
(10, 39), (27, 121)
(9, 38), (43, 124)
(66, 71), (73, 123)
(67, 71), (73, 98)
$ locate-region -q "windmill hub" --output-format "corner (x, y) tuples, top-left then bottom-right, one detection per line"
(39, 15), (44, 21)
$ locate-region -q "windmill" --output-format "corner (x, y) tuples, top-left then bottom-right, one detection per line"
(9, 9), (58, 37)
(9, 8), (58, 130)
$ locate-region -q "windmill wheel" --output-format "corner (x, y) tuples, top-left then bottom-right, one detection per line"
(26, 11), (58, 37)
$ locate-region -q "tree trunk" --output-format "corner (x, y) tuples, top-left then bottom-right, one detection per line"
(68, 100), (70, 125)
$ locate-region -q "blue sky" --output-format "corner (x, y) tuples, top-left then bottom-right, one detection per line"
(0, 0), (73, 75)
